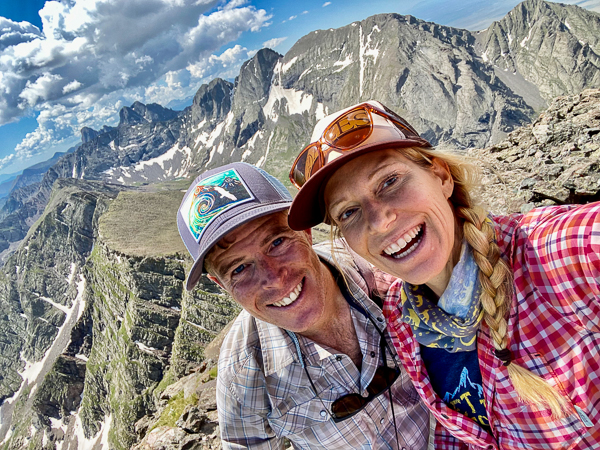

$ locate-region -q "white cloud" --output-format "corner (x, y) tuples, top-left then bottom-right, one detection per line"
(323, 2), (332, 7)
(0, 0), (271, 170)
(263, 37), (288, 49)
(63, 80), (83, 94)
(289, 15), (297, 21)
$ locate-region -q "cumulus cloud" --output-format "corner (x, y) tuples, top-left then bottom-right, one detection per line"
(262, 37), (288, 49)
(0, 0), (271, 170)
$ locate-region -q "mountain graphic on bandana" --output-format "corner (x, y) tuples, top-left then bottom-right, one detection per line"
(187, 169), (253, 240)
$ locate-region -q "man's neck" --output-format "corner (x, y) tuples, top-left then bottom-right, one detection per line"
(300, 262), (362, 367)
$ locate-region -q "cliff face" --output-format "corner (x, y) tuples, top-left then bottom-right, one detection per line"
(0, 185), (239, 450)
(476, 0), (600, 104)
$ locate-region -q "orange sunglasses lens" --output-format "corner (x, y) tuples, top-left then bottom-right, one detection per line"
(291, 145), (322, 187)
(325, 108), (371, 149)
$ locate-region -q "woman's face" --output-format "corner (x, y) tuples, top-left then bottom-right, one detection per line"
(324, 148), (461, 295)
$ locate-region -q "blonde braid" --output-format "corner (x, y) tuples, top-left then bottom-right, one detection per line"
(458, 205), (571, 419)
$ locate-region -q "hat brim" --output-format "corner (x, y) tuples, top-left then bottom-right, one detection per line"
(288, 139), (431, 231)
(186, 200), (292, 291)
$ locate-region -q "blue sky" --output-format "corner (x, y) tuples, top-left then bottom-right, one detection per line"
(0, 0), (598, 175)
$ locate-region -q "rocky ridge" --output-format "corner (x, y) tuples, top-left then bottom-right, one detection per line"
(469, 88), (600, 214)
(0, 184), (240, 450)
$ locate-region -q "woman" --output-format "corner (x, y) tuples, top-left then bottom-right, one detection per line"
(287, 100), (600, 449)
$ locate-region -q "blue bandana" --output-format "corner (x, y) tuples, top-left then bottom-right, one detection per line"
(401, 240), (484, 353)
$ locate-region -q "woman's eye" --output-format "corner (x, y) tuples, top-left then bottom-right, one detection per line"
(340, 208), (357, 221)
(232, 264), (246, 275)
(382, 176), (397, 190)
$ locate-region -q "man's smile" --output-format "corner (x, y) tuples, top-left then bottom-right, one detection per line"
(271, 279), (304, 308)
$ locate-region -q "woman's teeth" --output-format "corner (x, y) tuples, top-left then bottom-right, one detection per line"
(384, 225), (422, 258)
(273, 280), (303, 307)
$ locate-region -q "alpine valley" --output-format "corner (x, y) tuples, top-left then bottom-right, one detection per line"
(0, 0), (599, 449)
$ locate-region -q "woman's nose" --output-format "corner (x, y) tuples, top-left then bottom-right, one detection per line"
(366, 202), (395, 234)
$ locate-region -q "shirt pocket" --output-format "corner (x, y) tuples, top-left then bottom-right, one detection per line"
(266, 366), (338, 438)
(491, 352), (586, 450)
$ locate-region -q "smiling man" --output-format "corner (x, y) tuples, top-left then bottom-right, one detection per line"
(177, 162), (430, 449)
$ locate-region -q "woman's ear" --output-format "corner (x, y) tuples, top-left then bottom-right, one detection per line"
(431, 157), (454, 199)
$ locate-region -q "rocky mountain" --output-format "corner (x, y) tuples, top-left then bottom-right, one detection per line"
(0, 1), (599, 449)
(476, 0), (600, 105)
(0, 0), (598, 262)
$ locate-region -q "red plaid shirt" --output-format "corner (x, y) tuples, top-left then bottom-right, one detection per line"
(383, 203), (600, 450)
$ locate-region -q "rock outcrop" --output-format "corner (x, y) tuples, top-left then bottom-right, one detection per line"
(469, 88), (600, 214)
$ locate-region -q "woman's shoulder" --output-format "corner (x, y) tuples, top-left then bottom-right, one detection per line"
(492, 203), (600, 246)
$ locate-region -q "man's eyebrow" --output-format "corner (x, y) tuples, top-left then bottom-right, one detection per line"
(217, 256), (245, 279)
(260, 226), (291, 247)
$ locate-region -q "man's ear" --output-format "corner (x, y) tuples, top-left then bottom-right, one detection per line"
(207, 274), (225, 289)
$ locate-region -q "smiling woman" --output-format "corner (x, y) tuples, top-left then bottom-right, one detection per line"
(288, 100), (600, 450)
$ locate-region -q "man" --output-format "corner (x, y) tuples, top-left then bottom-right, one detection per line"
(177, 162), (430, 449)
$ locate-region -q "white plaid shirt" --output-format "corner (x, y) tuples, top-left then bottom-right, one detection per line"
(217, 244), (430, 449)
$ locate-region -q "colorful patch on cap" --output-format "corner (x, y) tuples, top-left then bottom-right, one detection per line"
(182, 169), (254, 241)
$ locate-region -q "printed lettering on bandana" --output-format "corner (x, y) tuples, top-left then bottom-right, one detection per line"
(182, 169), (253, 241)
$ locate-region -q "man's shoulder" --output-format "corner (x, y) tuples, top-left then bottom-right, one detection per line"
(218, 311), (295, 384)
(219, 310), (261, 370)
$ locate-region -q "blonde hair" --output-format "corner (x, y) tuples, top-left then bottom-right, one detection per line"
(327, 147), (571, 418)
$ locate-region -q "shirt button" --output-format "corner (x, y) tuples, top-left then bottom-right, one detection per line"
(320, 410), (326, 417)
(370, 351), (376, 357)
(377, 317), (384, 322)
(441, 414), (449, 419)
(380, 418), (385, 424)
(336, 356), (343, 362)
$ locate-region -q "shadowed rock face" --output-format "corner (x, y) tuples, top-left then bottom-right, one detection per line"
(0, 180), (240, 450)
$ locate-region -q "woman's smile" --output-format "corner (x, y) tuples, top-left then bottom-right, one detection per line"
(324, 148), (460, 294)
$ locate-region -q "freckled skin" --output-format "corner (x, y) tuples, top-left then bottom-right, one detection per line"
(205, 212), (343, 336)
(324, 149), (461, 296)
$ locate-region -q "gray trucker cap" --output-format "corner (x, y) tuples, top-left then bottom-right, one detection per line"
(177, 162), (292, 290)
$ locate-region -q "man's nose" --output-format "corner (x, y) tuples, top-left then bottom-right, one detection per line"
(258, 256), (287, 290)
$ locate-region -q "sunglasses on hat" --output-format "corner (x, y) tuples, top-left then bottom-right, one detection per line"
(289, 102), (422, 189)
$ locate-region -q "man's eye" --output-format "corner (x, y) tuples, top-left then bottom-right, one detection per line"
(272, 237), (284, 247)
(232, 264), (246, 275)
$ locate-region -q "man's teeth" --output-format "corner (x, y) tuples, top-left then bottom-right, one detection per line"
(272, 281), (303, 307)
(384, 225), (422, 256)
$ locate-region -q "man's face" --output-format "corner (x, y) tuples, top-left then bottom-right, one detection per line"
(205, 211), (334, 333)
